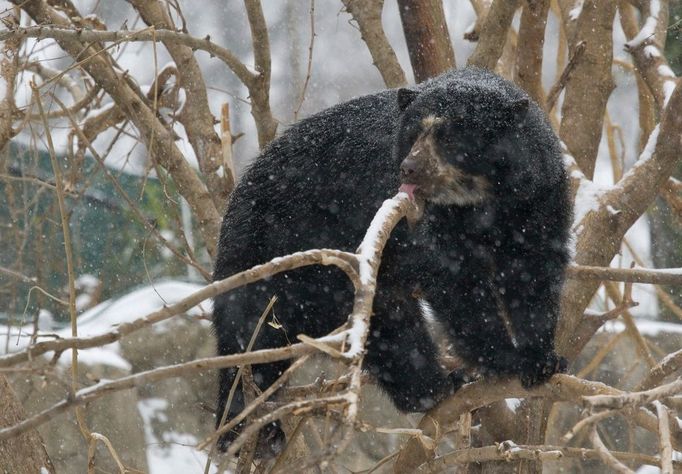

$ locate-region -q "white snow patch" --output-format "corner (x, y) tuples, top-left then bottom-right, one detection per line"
(83, 102), (116, 121)
(601, 319), (682, 337)
(74, 280), (207, 336)
(75, 293), (94, 313)
(356, 196), (403, 285)
(643, 45), (661, 58)
(505, 398), (521, 412)
(572, 179), (611, 227)
(37, 309), (54, 332)
(637, 465), (661, 474)
(59, 346), (131, 371)
(175, 87), (187, 115)
(639, 124), (660, 163)
(562, 150), (578, 168)
(0, 76), (7, 100)
(606, 205), (621, 216)
(658, 64), (675, 78)
(0, 281), (207, 369)
(76, 274), (100, 290)
(663, 80), (676, 108)
(568, 0), (583, 20)
(138, 398), (218, 474)
(625, 0), (661, 48)
(345, 318), (368, 358)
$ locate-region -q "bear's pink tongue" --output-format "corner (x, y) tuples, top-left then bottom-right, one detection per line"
(399, 183), (418, 200)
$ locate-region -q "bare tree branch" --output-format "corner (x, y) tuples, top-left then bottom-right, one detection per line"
(622, 0), (678, 111)
(0, 12), (21, 151)
(0, 26), (254, 85)
(342, 0), (407, 88)
(559, 0), (617, 179)
(567, 264), (682, 285)
(637, 348), (682, 391)
(0, 248), (355, 367)
(393, 374), (673, 473)
(244, 0), (278, 147)
(584, 378), (682, 410)
(590, 425), (636, 473)
(557, 79), (682, 360)
(515, 0), (550, 104)
(397, 0), (455, 82)
(417, 443), (677, 473)
(130, 0), (234, 209)
(7, 2), (223, 255)
(467, 0), (519, 70)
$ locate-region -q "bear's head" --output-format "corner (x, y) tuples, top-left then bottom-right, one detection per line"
(394, 84), (529, 206)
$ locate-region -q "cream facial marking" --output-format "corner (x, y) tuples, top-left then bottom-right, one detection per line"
(403, 121), (491, 206)
(421, 115), (444, 129)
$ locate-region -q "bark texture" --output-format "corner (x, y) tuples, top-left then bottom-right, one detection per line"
(397, 0), (456, 82)
(0, 375), (55, 474)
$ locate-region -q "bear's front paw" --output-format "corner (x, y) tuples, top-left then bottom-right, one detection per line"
(519, 351), (567, 389)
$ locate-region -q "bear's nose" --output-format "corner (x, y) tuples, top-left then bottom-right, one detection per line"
(400, 157), (419, 177)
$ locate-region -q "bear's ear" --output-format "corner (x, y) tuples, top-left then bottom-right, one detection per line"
(397, 88), (419, 111)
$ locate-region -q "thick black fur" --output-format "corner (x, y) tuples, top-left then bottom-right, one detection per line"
(212, 68), (572, 455)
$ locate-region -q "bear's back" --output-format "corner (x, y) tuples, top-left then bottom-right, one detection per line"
(215, 90), (403, 277)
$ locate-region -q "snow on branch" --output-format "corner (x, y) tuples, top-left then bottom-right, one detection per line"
(624, 0), (679, 109)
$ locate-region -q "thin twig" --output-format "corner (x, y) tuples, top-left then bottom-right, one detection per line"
(226, 396), (349, 458)
(31, 81), (91, 440)
(560, 409), (618, 444)
(293, 0), (315, 120)
(205, 296), (278, 473)
(567, 264), (682, 286)
(198, 355), (311, 452)
(54, 94), (212, 279)
(0, 25), (254, 85)
(590, 426), (635, 473)
(87, 432), (126, 474)
(0, 265), (36, 284)
(546, 40), (586, 111)
(654, 401), (673, 474)
(584, 378), (682, 410)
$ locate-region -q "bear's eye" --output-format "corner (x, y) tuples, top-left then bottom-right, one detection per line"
(434, 122), (457, 143)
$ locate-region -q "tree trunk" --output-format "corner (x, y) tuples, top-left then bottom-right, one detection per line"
(397, 0), (455, 83)
(0, 375), (55, 473)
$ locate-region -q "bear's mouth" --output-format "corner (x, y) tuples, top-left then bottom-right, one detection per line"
(400, 173), (491, 207)
(399, 183), (419, 200)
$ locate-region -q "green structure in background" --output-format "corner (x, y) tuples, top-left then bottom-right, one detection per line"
(1, 141), (201, 325)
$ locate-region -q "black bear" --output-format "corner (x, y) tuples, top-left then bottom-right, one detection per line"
(212, 67), (571, 456)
